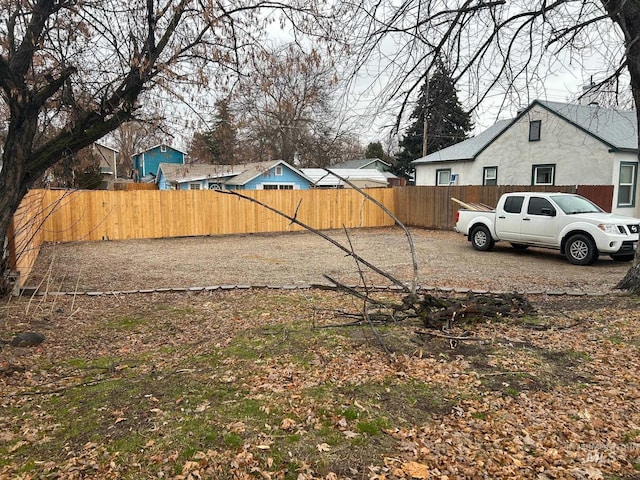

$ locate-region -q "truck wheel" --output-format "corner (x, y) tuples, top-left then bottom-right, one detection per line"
(471, 226), (494, 251)
(565, 234), (598, 265)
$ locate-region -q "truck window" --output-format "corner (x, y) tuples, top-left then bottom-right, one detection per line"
(527, 197), (556, 216)
(503, 196), (524, 213)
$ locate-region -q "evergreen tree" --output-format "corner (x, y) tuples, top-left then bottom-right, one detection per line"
(189, 99), (237, 164)
(364, 141), (385, 160)
(209, 99), (237, 165)
(393, 60), (473, 180)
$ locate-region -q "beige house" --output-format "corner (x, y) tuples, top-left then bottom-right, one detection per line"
(413, 100), (638, 216)
(93, 142), (119, 189)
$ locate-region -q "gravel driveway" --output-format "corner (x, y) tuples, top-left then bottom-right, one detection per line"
(26, 227), (631, 294)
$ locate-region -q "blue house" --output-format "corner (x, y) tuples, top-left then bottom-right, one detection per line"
(156, 160), (313, 190)
(132, 144), (186, 179)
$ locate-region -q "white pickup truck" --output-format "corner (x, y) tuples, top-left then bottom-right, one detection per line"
(455, 192), (640, 265)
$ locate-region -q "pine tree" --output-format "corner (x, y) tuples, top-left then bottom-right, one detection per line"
(393, 60), (473, 179)
(364, 142), (385, 160)
(209, 99), (237, 165)
(189, 99), (237, 165)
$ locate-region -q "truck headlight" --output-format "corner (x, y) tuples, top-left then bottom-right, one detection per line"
(598, 224), (621, 234)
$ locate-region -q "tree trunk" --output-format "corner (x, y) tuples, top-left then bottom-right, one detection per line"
(0, 111), (40, 295)
(0, 158), (32, 296)
(604, 0), (640, 293)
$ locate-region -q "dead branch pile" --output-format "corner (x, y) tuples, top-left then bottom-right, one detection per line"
(397, 293), (535, 329)
(317, 283), (536, 331)
(401, 292), (536, 329)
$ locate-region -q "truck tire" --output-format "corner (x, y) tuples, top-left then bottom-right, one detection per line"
(470, 225), (494, 251)
(565, 234), (598, 265)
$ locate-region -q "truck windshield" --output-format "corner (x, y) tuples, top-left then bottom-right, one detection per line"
(550, 195), (603, 214)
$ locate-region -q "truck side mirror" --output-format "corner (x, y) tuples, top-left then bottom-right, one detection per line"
(541, 208), (556, 217)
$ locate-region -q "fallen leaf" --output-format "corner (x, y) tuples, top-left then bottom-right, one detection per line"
(8, 441), (28, 453)
(227, 421), (246, 433)
(317, 443), (331, 452)
(280, 418), (297, 431)
(402, 461), (429, 479)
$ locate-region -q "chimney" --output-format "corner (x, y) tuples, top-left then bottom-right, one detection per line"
(580, 78), (599, 105)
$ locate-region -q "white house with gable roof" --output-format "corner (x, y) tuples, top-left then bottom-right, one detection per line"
(413, 99), (639, 216)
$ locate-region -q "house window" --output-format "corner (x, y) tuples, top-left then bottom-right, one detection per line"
(618, 162), (637, 207)
(189, 183), (201, 190)
(483, 166), (498, 186)
(529, 120), (541, 141)
(275, 166), (284, 176)
(436, 169), (451, 186)
(160, 145), (167, 152)
(263, 184), (293, 190)
(532, 164), (555, 185)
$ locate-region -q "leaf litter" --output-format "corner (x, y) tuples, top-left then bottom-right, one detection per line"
(0, 289), (639, 479)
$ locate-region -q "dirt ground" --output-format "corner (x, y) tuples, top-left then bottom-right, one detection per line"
(27, 227), (632, 294)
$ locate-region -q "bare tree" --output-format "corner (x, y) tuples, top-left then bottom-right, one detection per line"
(341, 0), (640, 292)
(0, 0), (338, 293)
(112, 121), (166, 177)
(232, 43), (352, 166)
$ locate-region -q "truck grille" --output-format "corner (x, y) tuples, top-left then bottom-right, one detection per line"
(628, 224), (640, 234)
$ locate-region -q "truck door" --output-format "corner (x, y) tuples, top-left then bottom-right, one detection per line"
(520, 196), (559, 245)
(495, 195), (524, 241)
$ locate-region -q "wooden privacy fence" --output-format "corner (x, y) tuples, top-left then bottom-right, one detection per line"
(7, 190), (47, 290)
(393, 185), (582, 230)
(39, 188), (396, 242)
(7, 184), (615, 288)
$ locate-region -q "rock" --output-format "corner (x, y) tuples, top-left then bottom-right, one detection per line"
(9, 332), (45, 347)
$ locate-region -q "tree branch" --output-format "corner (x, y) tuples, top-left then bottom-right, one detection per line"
(215, 189), (410, 291)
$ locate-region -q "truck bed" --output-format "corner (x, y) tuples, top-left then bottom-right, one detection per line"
(451, 197), (494, 212)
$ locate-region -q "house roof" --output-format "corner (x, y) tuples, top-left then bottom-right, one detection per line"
(157, 163), (242, 183)
(95, 141), (119, 153)
(301, 168), (389, 187)
(133, 144), (187, 157)
(413, 120), (511, 164)
(332, 158), (391, 169)
(535, 100), (637, 151)
(413, 99), (638, 165)
(225, 160), (312, 186)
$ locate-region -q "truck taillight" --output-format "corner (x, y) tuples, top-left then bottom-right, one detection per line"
(455, 211), (460, 223)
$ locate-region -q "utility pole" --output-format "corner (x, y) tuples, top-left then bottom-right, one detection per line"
(422, 75), (429, 157)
